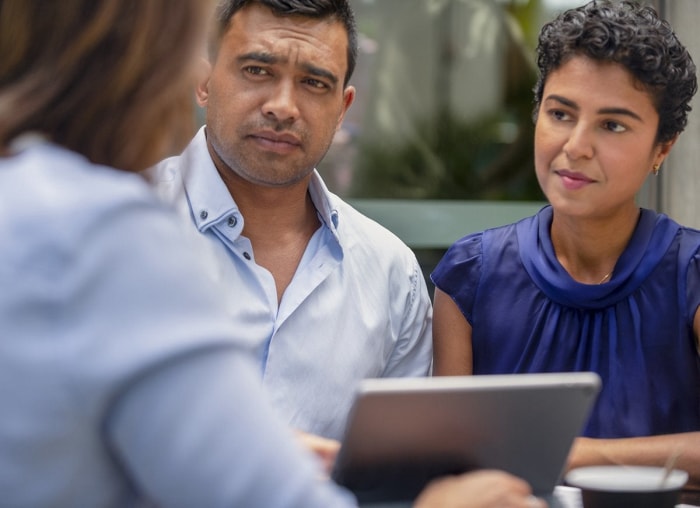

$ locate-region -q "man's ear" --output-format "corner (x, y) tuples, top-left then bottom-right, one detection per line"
(335, 85), (356, 132)
(195, 58), (213, 108)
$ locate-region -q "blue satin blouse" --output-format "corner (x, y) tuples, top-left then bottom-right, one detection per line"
(432, 206), (700, 438)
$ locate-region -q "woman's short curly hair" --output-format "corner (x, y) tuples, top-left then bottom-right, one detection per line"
(533, 0), (697, 143)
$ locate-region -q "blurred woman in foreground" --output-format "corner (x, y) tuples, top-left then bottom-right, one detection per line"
(0, 1), (544, 507)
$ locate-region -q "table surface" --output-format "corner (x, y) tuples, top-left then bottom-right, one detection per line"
(681, 490), (700, 506)
(555, 486), (700, 508)
(360, 486), (700, 508)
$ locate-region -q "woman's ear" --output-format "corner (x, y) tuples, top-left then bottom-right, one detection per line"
(656, 135), (679, 164)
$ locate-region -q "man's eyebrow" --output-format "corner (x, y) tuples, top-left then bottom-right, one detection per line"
(236, 51), (339, 86)
(237, 51), (277, 65)
(545, 94), (643, 121)
(300, 63), (339, 86)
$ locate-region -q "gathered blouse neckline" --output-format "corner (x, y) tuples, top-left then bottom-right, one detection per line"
(516, 206), (680, 310)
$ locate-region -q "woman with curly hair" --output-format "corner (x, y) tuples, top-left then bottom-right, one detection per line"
(432, 0), (700, 489)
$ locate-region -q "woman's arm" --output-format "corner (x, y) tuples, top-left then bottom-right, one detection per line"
(567, 433), (700, 490)
(693, 304), (700, 352)
(106, 350), (357, 508)
(567, 304), (700, 489)
(432, 288), (474, 375)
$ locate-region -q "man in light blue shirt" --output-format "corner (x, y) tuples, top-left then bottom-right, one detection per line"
(151, 0), (433, 441)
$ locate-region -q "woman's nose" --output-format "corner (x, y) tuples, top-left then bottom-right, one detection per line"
(563, 123), (595, 160)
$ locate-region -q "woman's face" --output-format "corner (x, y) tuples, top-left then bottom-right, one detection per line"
(534, 55), (674, 220)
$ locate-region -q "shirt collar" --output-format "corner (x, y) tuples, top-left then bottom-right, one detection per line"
(182, 127), (242, 233)
(308, 170), (341, 244)
(184, 126), (343, 245)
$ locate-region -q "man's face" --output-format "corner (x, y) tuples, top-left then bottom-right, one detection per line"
(199, 3), (355, 188)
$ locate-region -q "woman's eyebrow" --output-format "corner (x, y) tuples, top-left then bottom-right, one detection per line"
(545, 94), (643, 121)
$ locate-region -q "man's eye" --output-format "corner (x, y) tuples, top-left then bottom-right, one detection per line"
(305, 78), (328, 90)
(245, 66), (268, 76)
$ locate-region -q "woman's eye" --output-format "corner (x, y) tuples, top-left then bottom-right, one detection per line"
(604, 121), (627, 133)
(550, 109), (569, 121)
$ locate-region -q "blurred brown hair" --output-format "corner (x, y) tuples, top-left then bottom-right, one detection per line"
(0, 0), (209, 172)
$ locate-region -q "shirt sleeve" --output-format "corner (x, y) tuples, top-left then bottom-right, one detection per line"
(430, 231), (484, 323)
(381, 254), (433, 377)
(106, 349), (357, 508)
(685, 242), (700, 338)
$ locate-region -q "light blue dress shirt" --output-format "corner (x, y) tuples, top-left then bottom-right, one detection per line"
(0, 140), (356, 507)
(149, 127), (433, 439)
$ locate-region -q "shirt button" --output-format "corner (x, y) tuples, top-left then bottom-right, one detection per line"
(228, 216), (238, 227)
(199, 210), (208, 220)
(243, 252), (251, 260)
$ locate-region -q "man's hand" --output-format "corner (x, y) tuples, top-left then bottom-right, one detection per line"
(295, 430), (341, 476)
(414, 469), (548, 508)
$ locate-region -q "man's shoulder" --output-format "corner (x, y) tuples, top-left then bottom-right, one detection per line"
(147, 154), (181, 180)
(143, 155), (187, 207)
(145, 127), (208, 198)
(332, 198), (417, 260)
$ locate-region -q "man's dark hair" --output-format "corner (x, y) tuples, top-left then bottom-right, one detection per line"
(212, 0), (358, 86)
(533, 0), (697, 143)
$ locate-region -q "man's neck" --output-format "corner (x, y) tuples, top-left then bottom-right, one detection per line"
(220, 168), (321, 303)
(235, 179), (319, 242)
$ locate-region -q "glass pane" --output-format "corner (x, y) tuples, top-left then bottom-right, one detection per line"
(320, 0), (616, 201)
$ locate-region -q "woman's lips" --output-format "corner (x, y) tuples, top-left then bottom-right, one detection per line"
(556, 169), (595, 190)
